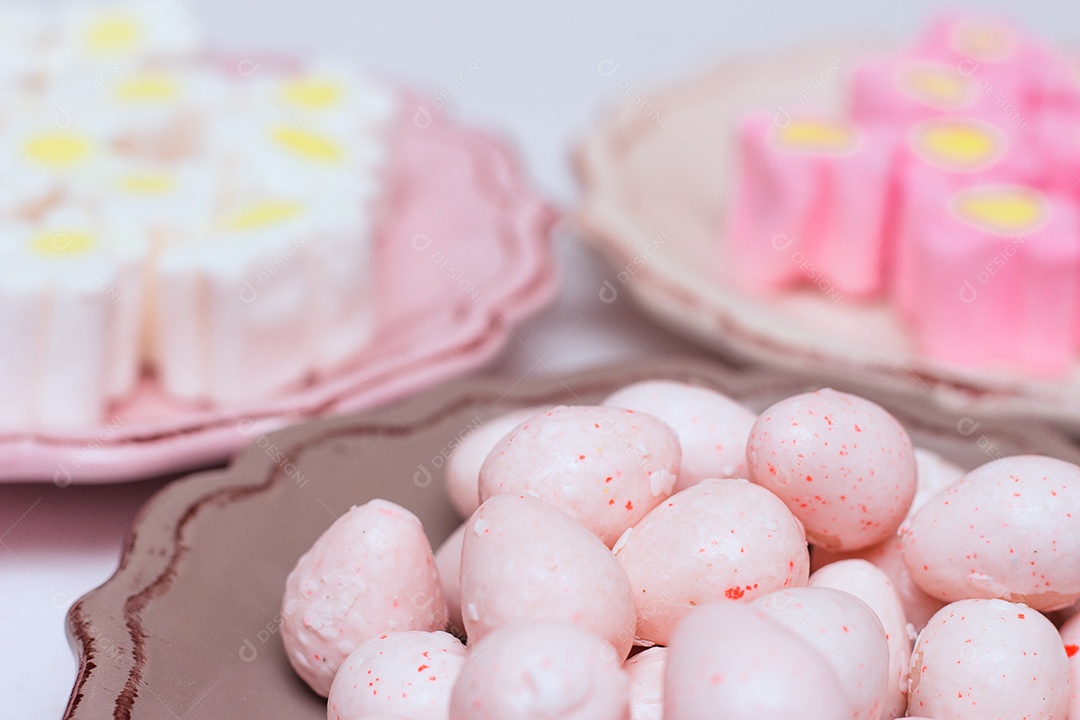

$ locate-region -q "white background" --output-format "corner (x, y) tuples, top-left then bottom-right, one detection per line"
(2, 0), (1077, 717)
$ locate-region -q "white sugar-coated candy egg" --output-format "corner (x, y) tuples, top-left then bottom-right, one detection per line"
(752, 587), (889, 720)
(901, 455), (1080, 612)
(664, 602), (853, 720)
(434, 522), (466, 637)
(624, 647), (666, 720)
(602, 380), (756, 491)
(614, 478), (809, 646)
(448, 621), (629, 720)
(908, 599), (1070, 720)
(1061, 612), (1080, 718)
(445, 407), (544, 518)
(282, 500), (447, 696)
(479, 405), (680, 547)
(747, 389), (917, 551)
(327, 630), (466, 720)
(809, 559), (911, 719)
(812, 448), (961, 630)
(460, 494), (636, 659)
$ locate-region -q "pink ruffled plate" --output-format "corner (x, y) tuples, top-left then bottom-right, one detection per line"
(0, 93), (557, 483)
(577, 45), (1080, 430)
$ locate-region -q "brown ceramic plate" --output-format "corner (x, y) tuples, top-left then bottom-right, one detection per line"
(64, 357), (1080, 718)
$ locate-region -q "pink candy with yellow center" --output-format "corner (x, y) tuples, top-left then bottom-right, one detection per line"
(899, 179), (1080, 375)
(731, 115), (893, 298)
(746, 388), (917, 552)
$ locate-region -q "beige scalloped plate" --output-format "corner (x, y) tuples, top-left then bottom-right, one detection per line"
(577, 44), (1080, 430)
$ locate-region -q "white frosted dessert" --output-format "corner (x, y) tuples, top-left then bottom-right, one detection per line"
(0, 3), (397, 430)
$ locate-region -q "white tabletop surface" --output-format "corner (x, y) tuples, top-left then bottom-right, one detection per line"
(2, 0), (1077, 716)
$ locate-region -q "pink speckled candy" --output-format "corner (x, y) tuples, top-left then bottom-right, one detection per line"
(901, 455), (1080, 612)
(326, 630), (467, 720)
(908, 599), (1070, 720)
(752, 587), (889, 720)
(460, 493), (636, 659)
(282, 500), (447, 696)
(478, 405), (680, 547)
(624, 647), (666, 720)
(807, 560), (911, 718)
(434, 522), (466, 637)
(448, 621), (629, 720)
(613, 478), (809, 646)
(811, 448), (963, 630)
(664, 602), (853, 720)
(746, 389), (917, 552)
(602, 380), (756, 491)
(1061, 612), (1080, 718)
(445, 407), (543, 518)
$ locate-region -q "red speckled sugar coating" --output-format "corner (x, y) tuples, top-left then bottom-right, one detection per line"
(809, 559), (912, 719)
(445, 407), (545, 518)
(326, 630), (466, 720)
(479, 405), (680, 547)
(281, 500), (447, 697)
(812, 448), (963, 631)
(752, 587), (890, 720)
(459, 493), (636, 659)
(434, 522), (466, 637)
(746, 388), (917, 552)
(901, 455), (1080, 612)
(1061, 612), (1080, 718)
(613, 478), (809, 646)
(663, 602), (853, 720)
(602, 380), (757, 492)
(624, 646), (666, 720)
(448, 621), (629, 720)
(908, 598), (1070, 720)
